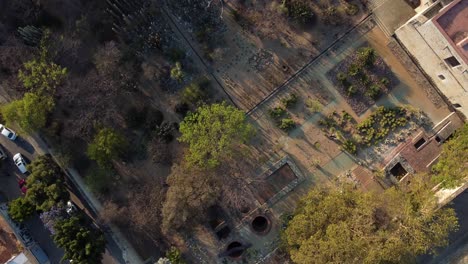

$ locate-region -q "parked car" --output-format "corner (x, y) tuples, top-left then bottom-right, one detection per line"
(13, 153), (28, 174)
(18, 179), (27, 194)
(0, 124), (17, 140)
(0, 144), (6, 160)
(66, 201), (77, 215)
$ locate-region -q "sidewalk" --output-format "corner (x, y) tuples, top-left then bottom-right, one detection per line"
(28, 134), (144, 264)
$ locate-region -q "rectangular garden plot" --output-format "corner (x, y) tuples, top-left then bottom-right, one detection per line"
(252, 163), (298, 205)
(326, 46), (399, 115)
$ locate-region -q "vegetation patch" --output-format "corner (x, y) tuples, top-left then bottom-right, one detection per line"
(327, 46), (399, 115)
(319, 106), (410, 154)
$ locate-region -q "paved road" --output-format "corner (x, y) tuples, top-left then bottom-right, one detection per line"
(0, 133), (119, 263)
(0, 133), (65, 263)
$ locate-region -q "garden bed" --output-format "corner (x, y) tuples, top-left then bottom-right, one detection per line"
(326, 46), (399, 115)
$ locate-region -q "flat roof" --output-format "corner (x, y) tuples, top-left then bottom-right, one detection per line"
(433, 0), (468, 64)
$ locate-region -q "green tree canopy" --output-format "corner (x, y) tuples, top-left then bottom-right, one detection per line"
(87, 127), (127, 168)
(18, 31), (67, 93)
(282, 181), (458, 264)
(178, 102), (255, 168)
(53, 216), (106, 264)
(432, 124), (468, 188)
(25, 155), (69, 212)
(8, 197), (35, 223)
(1, 93), (54, 132)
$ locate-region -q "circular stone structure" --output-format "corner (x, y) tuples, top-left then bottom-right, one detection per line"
(251, 215), (271, 234)
(226, 241), (244, 259)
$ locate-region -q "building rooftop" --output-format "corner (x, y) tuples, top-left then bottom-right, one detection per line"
(433, 0), (468, 64)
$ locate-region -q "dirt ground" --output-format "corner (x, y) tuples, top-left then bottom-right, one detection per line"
(184, 15), (454, 262)
(0, 217), (21, 263)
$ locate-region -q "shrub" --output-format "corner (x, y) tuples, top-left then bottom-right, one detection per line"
(380, 77), (390, 86)
(170, 62), (184, 82)
(348, 63), (361, 76)
(279, 118), (296, 131)
(269, 107), (287, 119)
(166, 247), (186, 264)
(357, 47), (376, 67)
(345, 4), (359, 16)
(365, 84), (381, 99)
(181, 81), (206, 105)
(306, 99), (323, 113)
(281, 93), (299, 109)
(347, 85), (357, 96)
(342, 140), (357, 154)
(337, 72), (347, 83)
(285, 1), (315, 25)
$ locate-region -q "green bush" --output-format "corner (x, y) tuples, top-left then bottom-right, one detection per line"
(348, 63), (361, 76)
(306, 99), (323, 113)
(281, 93), (299, 109)
(357, 47), (376, 68)
(365, 84), (381, 99)
(182, 82), (205, 105)
(166, 247), (186, 264)
(347, 85), (357, 96)
(279, 118), (296, 131)
(170, 62), (184, 82)
(87, 128), (127, 168)
(269, 107), (287, 119)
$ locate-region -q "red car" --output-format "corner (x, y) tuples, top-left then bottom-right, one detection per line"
(18, 179), (27, 194)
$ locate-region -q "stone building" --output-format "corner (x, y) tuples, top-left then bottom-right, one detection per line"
(395, 0), (468, 117)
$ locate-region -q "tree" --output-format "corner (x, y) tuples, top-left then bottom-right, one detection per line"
(8, 197), (35, 223)
(40, 206), (67, 234)
(53, 216), (106, 264)
(178, 102), (254, 168)
(432, 124), (468, 188)
(162, 163), (220, 233)
(87, 128), (127, 168)
(1, 93), (55, 132)
(25, 155), (69, 212)
(282, 182), (458, 264)
(18, 31), (67, 93)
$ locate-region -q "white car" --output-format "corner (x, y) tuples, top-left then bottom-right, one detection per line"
(66, 201), (77, 215)
(0, 124), (17, 140)
(13, 153), (28, 174)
